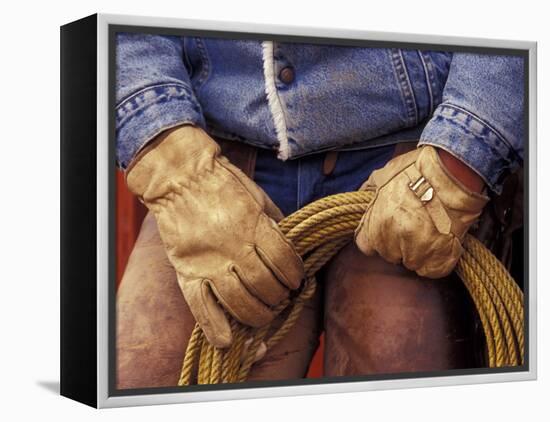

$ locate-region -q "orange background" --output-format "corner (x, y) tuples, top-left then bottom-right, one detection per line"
(116, 170), (325, 378)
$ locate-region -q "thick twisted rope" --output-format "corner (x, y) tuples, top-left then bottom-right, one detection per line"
(178, 191), (524, 385)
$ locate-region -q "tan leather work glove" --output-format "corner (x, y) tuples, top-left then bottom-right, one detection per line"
(354, 145), (489, 278)
(126, 125), (304, 348)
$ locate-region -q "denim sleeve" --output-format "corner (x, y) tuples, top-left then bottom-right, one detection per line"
(115, 33), (205, 169)
(418, 53), (524, 194)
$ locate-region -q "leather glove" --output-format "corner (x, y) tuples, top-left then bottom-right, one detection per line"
(354, 145), (489, 278)
(126, 125), (304, 348)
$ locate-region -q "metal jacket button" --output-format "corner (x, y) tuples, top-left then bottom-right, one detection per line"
(279, 66), (295, 84)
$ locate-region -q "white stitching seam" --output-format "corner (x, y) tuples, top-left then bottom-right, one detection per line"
(418, 51), (434, 115)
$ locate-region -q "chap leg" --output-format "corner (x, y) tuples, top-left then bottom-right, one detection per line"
(116, 212), (322, 389)
(323, 243), (483, 377)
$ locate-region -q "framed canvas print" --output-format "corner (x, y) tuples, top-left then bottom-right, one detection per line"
(60, 13), (537, 408)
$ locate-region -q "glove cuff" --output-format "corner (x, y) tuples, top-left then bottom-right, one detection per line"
(126, 125), (220, 198)
(416, 146), (489, 212)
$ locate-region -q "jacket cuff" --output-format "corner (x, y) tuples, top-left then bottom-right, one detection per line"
(116, 83), (205, 169)
(418, 104), (521, 194)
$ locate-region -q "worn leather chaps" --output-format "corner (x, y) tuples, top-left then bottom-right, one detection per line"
(116, 140), (483, 389)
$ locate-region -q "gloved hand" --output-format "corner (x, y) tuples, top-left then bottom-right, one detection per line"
(126, 125), (304, 348)
(354, 145), (489, 278)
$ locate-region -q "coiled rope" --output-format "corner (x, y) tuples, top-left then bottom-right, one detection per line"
(178, 190), (524, 385)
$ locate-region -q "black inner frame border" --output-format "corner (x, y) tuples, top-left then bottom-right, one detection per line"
(107, 23), (531, 398)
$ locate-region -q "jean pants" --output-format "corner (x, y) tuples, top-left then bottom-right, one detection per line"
(253, 145), (396, 217)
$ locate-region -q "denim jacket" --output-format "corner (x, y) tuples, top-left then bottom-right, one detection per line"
(116, 33), (524, 193)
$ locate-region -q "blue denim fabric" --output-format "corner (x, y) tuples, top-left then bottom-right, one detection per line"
(253, 144), (396, 217)
(418, 53), (524, 191)
(116, 33), (525, 193)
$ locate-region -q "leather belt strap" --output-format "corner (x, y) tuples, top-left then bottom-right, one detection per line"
(213, 137), (258, 179)
(391, 141), (417, 159)
(323, 151), (339, 176)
